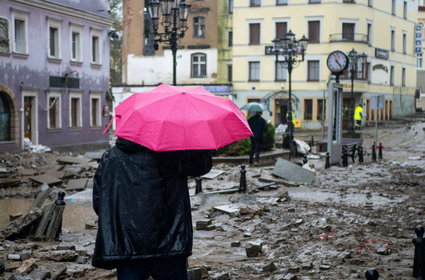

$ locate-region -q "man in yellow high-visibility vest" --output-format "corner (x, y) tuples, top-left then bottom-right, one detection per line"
(354, 104), (363, 130)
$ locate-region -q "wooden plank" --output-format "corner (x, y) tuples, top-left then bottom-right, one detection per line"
(30, 184), (51, 211)
(45, 205), (65, 241)
(33, 205), (54, 240)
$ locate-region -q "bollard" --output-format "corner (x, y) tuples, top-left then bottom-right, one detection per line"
(365, 269), (380, 280)
(358, 146), (364, 163)
(0, 259), (4, 273)
(34, 191), (66, 241)
(308, 136), (315, 152)
(413, 225), (425, 279)
(239, 164), (247, 193)
(55, 190), (66, 206)
(350, 144), (357, 163)
(195, 177), (203, 194)
(325, 152), (330, 169)
(342, 145), (348, 167)
(371, 142), (377, 162)
(303, 155), (308, 165)
(377, 142), (383, 160)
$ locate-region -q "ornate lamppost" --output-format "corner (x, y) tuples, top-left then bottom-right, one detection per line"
(147, 0), (191, 86)
(272, 30), (308, 151)
(347, 48), (367, 133)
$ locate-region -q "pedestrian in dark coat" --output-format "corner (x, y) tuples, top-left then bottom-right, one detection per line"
(92, 137), (212, 280)
(248, 112), (268, 166)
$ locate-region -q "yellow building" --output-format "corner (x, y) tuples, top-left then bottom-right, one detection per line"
(231, 0), (418, 129)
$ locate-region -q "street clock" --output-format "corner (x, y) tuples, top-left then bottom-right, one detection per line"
(327, 50), (349, 74)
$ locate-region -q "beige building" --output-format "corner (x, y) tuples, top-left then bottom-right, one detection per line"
(231, 0), (418, 129)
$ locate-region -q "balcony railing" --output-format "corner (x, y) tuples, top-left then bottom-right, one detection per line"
(329, 33), (369, 44)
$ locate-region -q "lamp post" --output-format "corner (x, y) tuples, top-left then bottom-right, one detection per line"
(347, 48), (367, 133)
(272, 30), (308, 151)
(147, 0), (191, 86)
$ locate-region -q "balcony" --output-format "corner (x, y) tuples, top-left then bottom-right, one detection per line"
(329, 33), (368, 44)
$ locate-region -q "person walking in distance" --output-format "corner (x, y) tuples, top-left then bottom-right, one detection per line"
(354, 104), (363, 130)
(92, 137), (212, 280)
(248, 111), (268, 166)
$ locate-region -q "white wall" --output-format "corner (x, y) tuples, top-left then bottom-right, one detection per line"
(127, 49), (218, 85)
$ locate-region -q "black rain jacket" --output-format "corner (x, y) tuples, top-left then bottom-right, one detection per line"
(92, 138), (212, 269)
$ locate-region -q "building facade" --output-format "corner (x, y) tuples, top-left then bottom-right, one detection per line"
(417, 1), (425, 110)
(0, 0), (112, 152)
(232, 0), (418, 128)
(122, 0), (220, 85)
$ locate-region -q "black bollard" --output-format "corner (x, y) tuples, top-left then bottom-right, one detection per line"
(371, 142), (377, 162)
(342, 145), (348, 167)
(239, 164), (247, 193)
(378, 142), (383, 160)
(413, 225), (425, 279)
(325, 152), (330, 169)
(358, 146), (364, 163)
(195, 177), (203, 194)
(351, 144), (357, 163)
(365, 269), (380, 280)
(303, 155), (308, 165)
(0, 259), (4, 273)
(55, 191), (66, 206)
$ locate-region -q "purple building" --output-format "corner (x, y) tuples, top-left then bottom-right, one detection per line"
(0, 0), (112, 152)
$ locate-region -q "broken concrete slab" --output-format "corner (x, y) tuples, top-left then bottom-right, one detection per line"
(44, 170), (65, 180)
(29, 174), (62, 186)
(0, 178), (21, 188)
(83, 151), (104, 161)
(65, 178), (88, 191)
(17, 169), (36, 176)
(66, 189), (93, 203)
(213, 205), (240, 216)
(202, 169), (225, 179)
(57, 156), (91, 165)
(272, 158), (315, 184)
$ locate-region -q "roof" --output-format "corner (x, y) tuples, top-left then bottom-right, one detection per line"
(44, 0), (110, 18)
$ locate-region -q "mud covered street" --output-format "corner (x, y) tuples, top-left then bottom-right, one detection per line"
(0, 116), (425, 280)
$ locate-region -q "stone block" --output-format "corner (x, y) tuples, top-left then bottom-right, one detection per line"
(272, 158), (315, 184)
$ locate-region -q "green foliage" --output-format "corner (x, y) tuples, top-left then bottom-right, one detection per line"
(216, 124), (275, 156)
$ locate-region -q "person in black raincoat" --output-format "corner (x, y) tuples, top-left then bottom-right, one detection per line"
(248, 111), (268, 166)
(92, 137), (212, 280)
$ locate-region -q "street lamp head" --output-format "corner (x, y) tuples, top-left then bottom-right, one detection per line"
(273, 37), (284, 51)
(172, 0), (180, 10)
(160, 0), (173, 16)
(148, 0), (160, 20)
(285, 30), (295, 43)
(349, 48), (358, 58)
(299, 35), (308, 51)
(179, 0), (191, 21)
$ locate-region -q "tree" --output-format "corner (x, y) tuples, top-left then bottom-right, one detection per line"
(109, 0), (123, 86)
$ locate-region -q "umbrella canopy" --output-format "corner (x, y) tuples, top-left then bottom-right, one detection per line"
(110, 84), (253, 151)
(240, 102), (267, 113)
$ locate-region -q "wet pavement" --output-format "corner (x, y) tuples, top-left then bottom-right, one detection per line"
(1, 114), (425, 279)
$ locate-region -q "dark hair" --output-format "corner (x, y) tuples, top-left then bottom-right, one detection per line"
(115, 137), (145, 153)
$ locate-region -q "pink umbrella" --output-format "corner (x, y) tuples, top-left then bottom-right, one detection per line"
(106, 84), (253, 151)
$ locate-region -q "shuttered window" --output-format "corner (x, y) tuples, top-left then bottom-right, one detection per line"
(276, 22), (287, 39)
(307, 60), (320, 81)
(308, 21), (320, 43)
(342, 23), (355, 41)
(249, 23), (260, 45)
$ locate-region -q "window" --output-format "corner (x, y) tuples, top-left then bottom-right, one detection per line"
(90, 94), (101, 127)
(228, 0), (233, 13)
(0, 93), (11, 141)
(70, 25), (82, 62)
(307, 60), (320, 81)
(317, 99), (326, 121)
(0, 18), (9, 53)
(402, 67), (406, 86)
(403, 1), (407, 19)
(249, 23), (260, 45)
(227, 64), (233, 82)
(391, 30), (395, 52)
(342, 23), (355, 41)
(275, 22), (287, 39)
(303, 99), (313, 120)
(367, 23), (372, 45)
(276, 0), (288, 5)
(275, 61), (287, 81)
(191, 53), (207, 78)
(228, 31), (233, 47)
(193, 17), (205, 38)
(392, 0), (396, 15)
(249, 61), (260, 81)
(69, 93), (82, 128)
(12, 12), (28, 54)
(309, 0), (321, 3)
(250, 0), (261, 6)
(403, 33), (406, 54)
(308, 21), (320, 43)
(91, 29), (102, 64)
(418, 54), (423, 69)
(48, 19), (61, 59)
(390, 66), (394, 86)
(47, 92), (61, 129)
(368, 0), (373, 6)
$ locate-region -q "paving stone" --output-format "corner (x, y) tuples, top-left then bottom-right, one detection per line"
(57, 156), (91, 165)
(29, 174), (62, 186)
(65, 178), (88, 191)
(272, 158), (315, 184)
(16, 258), (37, 274)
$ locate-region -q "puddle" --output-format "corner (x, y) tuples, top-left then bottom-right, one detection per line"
(288, 186), (408, 206)
(0, 199), (97, 232)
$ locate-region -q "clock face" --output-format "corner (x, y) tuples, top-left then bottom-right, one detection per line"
(327, 51), (348, 74)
